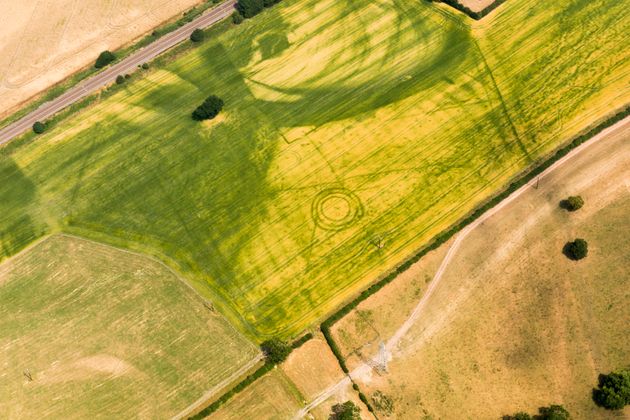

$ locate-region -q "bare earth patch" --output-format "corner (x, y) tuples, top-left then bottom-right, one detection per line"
(0, 0), (202, 117)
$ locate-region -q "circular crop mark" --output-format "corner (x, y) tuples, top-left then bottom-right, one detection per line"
(312, 188), (363, 231)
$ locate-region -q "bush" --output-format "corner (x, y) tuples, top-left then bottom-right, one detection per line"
(593, 369), (630, 410)
(232, 11), (244, 24)
(260, 338), (291, 364)
(236, 0), (264, 18)
(32, 121), (46, 134)
(141, 63), (149, 70)
(563, 238), (588, 260)
(329, 401), (360, 420)
(191, 95), (224, 121)
(95, 50), (115, 68)
(560, 195), (584, 211)
(503, 405), (569, 420)
(115, 75), (125, 85)
(190, 28), (204, 42)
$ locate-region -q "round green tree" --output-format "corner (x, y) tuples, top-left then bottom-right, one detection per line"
(232, 11), (244, 24)
(593, 369), (630, 410)
(115, 75), (125, 85)
(330, 401), (360, 420)
(562, 195), (584, 211)
(260, 338), (291, 364)
(95, 50), (115, 68)
(32, 121), (46, 134)
(190, 28), (205, 42)
(564, 238), (588, 260)
(191, 95), (224, 121)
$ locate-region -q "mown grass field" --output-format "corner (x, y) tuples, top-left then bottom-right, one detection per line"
(0, 235), (258, 419)
(0, 0), (628, 338)
(332, 125), (630, 419)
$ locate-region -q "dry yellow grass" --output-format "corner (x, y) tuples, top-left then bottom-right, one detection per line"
(333, 123), (630, 419)
(0, 0), (202, 116)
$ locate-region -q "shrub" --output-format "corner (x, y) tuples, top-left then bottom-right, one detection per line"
(191, 95), (224, 121)
(232, 11), (244, 24)
(560, 195), (584, 211)
(32, 121), (46, 134)
(263, 0), (281, 6)
(329, 401), (360, 420)
(236, 0), (265, 18)
(260, 338), (291, 364)
(593, 369), (630, 410)
(190, 28), (205, 42)
(141, 63), (149, 70)
(115, 75), (125, 85)
(563, 238), (588, 260)
(538, 404), (570, 419)
(95, 50), (115, 68)
(503, 405), (569, 420)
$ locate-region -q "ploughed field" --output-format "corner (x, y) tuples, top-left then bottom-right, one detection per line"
(0, 0), (628, 338)
(0, 235), (258, 418)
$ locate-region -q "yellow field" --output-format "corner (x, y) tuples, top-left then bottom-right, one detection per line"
(332, 123), (630, 418)
(0, 0), (202, 116)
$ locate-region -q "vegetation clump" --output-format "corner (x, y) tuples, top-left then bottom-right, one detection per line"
(141, 63), (150, 70)
(191, 95), (224, 121)
(260, 338), (291, 364)
(95, 50), (116, 68)
(190, 28), (205, 43)
(236, 0), (281, 19)
(32, 121), (46, 134)
(115, 75), (125, 85)
(329, 401), (360, 420)
(560, 195), (584, 211)
(232, 11), (244, 24)
(503, 404), (569, 420)
(593, 369), (630, 410)
(563, 238), (588, 260)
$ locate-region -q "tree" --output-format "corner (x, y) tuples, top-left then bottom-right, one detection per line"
(564, 238), (588, 260)
(191, 95), (224, 121)
(260, 338), (291, 364)
(95, 50), (115, 68)
(560, 195), (584, 211)
(190, 28), (205, 42)
(141, 63), (149, 70)
(236, 0), (265, 18)
(537, 405), (570, 419)
(232, 11), (244, 24)
(503, 404), (569, 420)
(593, 369), (630, 410)
(116, 75), (125, 85)
(329, 401), (360, 420)
(32, 121), (46, 134)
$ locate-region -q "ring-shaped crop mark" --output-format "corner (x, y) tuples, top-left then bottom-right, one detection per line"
(312, 188), (364, 231)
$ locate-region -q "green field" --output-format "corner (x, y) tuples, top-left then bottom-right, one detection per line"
(0, 0), (628, 338)
(0, 235), (258, 418)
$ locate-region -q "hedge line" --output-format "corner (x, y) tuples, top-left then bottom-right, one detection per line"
(437, 0), (507, 20)
(320, 104), (629, 372)
(189, 362), (273, 419)
(291, 332), (313, 349)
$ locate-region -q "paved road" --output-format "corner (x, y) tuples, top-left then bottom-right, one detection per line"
(0, 0), (237, 146)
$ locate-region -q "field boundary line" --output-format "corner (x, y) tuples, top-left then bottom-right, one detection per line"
(171, 354), (264, 420)
(305, 113), (630, 419)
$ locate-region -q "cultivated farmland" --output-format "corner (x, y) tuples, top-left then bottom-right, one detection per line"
(0, 235), (258, 419)
(0, 0), (628, 339)
(0, 0), (205, 117)
(332, 122), (630, 419)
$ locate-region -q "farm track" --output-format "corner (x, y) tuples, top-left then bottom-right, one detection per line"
(294, 115), (630, 419)
(0, 0), (237, 146)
